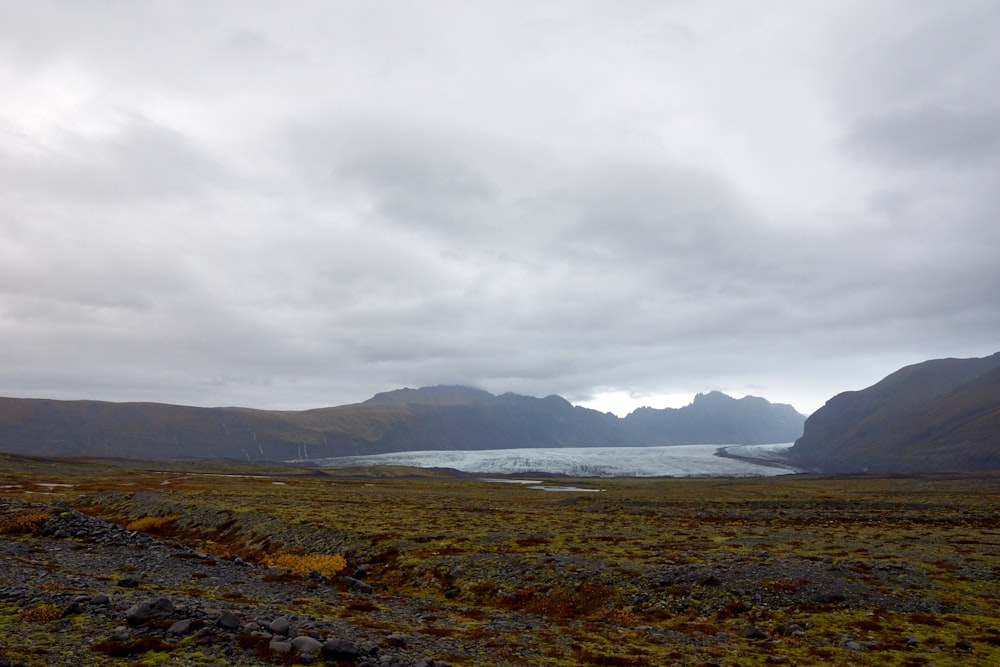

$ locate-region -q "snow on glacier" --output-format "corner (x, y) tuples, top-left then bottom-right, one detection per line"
(311, 443), (800, 478)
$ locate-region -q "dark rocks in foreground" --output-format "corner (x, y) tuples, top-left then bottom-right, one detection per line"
(0, 498), (454, 667)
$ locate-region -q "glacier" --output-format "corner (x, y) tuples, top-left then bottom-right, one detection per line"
(311, 443), (800, 478)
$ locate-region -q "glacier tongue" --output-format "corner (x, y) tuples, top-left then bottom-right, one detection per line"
(309, 443), (799, 478)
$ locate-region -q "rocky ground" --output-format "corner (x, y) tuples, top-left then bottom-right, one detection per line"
(2, 473), (999, 666)
(1, 497), (482, 666)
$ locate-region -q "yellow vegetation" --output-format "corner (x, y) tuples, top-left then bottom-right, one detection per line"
(19, 603), (61, 623)
(126, 514), (179, 532)
(0, 511), (51, 535)
(263, 551), (347, 577)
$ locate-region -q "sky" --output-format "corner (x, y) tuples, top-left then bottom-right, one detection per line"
(1, 1), (998, 417)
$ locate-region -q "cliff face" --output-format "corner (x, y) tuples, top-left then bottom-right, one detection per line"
(788, 353), (1000, 473)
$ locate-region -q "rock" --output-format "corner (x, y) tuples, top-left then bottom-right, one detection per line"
(338, 576), (374, 594)
(268, 616), (290, 635)
(773, 622), (803, 636)
(384, 633), (407, 648)
(116, 577), (140, 588)
(217, 610), (241, 629)
(956, 638), (973, 650)
(844, 640), (863, 651)
(60, 601), (83, 617)
(269, 639), (293, 655)
(125, 597), (174, 626)
(292, 635), (324, 656)
(91, 593), (111, 605)
(323, 638), (362, 659)
(741, 624), (767, 640)
(168, 619), (194, 635)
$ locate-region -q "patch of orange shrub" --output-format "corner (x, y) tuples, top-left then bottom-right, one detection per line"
(125, 514), (179, 532)
(262, 551), (347, 577)
(19, 603), (61, 623)
(0, 510), (51, 535)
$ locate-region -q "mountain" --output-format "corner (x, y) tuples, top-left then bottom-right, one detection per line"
(0, 386), (804, 462)
(622, 391), (805, 445)
(788, 352), (1000, 472)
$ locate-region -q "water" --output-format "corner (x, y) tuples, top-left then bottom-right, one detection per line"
(311, 443), (800, 478)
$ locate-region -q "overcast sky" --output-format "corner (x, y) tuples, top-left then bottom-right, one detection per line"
(2, 1), (998, 417)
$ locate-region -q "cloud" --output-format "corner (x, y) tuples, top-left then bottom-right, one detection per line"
(0, 1), (998, 417)
(843, 105), (1000, 168)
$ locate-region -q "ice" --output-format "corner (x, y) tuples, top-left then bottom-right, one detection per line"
(310, 443), (800, 478)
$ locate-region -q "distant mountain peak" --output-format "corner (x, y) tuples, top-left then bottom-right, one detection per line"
(692, 390), (734, 405)
(623, 391), (805, 445)
(364, 385), (496, 406)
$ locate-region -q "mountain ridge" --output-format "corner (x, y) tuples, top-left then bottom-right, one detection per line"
(0, 387), (805, 462)
(788, 352), (1000, 472)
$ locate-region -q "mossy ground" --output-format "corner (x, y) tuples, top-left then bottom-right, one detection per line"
(2, 455), (999, 666)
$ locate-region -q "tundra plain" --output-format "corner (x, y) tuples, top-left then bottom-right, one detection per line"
(1, 455), (999, 666)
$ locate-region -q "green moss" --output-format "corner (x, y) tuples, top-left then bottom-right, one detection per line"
(6, 461), (1000, 666)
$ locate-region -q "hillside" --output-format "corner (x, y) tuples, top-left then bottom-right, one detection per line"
(788, 352), (1000, 472)
(0, 386), (804, 462)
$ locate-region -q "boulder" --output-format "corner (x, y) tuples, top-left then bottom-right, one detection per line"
(269, 639), (292, 655)
(323, 638), (361, 659)
(168, 619), (193, 635)
(125, 597), (175, 626)
(217, 610), (241, 630)
(268, 616), (290, 635)
(292, 635), (324, 657)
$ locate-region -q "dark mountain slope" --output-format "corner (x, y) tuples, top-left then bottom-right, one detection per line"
(0, 386), (804, 462)
(0, 397), (351, 461)
(788, 353), (1000, 472)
